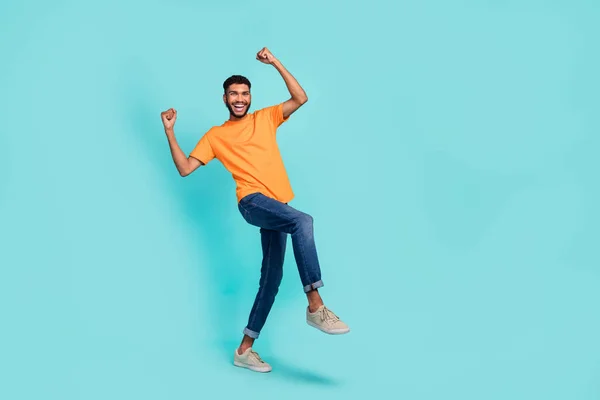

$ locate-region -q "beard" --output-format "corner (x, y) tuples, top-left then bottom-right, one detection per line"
(226, 101), (251, 118)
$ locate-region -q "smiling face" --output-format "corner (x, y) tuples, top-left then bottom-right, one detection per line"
(223, 83), (251, 120)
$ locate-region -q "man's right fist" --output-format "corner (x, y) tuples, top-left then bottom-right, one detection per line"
(161, 108), (177, 130)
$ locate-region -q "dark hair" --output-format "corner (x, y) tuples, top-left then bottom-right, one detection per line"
(223, 75), (251, 93)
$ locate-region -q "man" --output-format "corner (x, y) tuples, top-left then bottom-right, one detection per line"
(160, 47), (349, 373)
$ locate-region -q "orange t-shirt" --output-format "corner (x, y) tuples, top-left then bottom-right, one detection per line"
(189, 103), (294, 203)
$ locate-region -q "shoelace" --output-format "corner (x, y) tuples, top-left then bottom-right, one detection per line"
(250, 350), (265, 364)
(320, 307), (340, 324)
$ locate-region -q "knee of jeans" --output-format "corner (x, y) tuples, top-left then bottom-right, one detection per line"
(260, 269), (284, 289)
(295, 213), (313, 230)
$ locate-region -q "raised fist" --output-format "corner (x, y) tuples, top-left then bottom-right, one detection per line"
(256, 47), (277, 65)
(161, 108), (177, 130)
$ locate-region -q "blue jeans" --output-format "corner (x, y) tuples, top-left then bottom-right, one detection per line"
(237, 192), (324, 339)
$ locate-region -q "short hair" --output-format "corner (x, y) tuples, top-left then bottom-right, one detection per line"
(223, 75), (251, 93)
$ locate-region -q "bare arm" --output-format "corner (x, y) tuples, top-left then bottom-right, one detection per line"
(166, 129), (203, 177)
(257, 48), (308, 118)
(161, 108), (203, 177)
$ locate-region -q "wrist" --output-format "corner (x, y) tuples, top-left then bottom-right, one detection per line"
(165, 127), (175, 136)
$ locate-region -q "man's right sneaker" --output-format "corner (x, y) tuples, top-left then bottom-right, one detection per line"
(306, 305), (350, 334)
(233, 347), (272, 373)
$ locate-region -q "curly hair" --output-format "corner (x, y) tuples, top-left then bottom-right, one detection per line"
(223, 75), (251, 93)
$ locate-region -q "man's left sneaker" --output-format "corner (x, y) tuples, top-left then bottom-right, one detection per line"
(233, 347), (272, 373)
(306, 305), (350, 334)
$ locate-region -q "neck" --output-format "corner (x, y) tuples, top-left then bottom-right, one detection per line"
(228, 113), (247, 122)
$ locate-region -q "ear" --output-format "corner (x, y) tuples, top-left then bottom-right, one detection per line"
(223, 93), (227, 103)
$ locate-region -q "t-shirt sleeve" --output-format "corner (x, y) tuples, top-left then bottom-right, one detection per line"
(266, 103), (290, 128)
(189, 132), (216, 165)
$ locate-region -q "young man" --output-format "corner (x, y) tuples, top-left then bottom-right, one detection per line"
(160, 47), (349, 373)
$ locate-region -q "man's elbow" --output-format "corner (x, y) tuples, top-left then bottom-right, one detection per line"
(292, 95), (308, 106)
(179, 158), (203, 177)
(178, 166), (192, 177)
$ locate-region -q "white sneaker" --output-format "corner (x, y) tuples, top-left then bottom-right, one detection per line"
(306, 305), (350, 335)
(233, 347), (272, 373)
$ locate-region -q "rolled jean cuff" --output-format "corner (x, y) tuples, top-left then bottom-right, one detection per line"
(303, 280), (324, 293)
(243, 327), (259, 339)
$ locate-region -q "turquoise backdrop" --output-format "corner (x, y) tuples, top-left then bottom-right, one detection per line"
(1, 0), (598, 399)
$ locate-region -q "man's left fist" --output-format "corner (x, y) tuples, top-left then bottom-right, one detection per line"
(256, 47), (276, 64)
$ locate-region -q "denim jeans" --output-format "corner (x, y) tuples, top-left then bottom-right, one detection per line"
(237, 192), (324, 339)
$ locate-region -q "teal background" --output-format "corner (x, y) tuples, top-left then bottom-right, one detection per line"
(1, 0), (599, 399)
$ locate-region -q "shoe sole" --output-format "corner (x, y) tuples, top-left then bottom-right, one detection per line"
(307, 319), (350, 335)
(234, 360), (272, 373)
